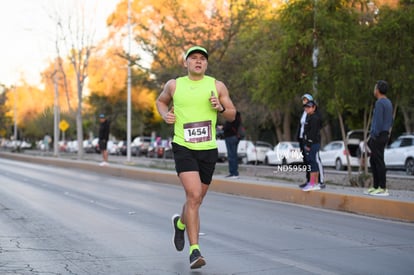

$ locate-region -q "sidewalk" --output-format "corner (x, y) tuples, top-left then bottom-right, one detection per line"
(1, 151), (414, 222)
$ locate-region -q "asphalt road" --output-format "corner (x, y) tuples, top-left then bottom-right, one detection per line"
(1, 158), (414, 275)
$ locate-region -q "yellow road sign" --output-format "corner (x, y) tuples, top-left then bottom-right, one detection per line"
(59, 119), (69, 132)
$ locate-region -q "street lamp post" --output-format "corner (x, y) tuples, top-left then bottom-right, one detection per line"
(53, 60), (60, 157)
(53, 23), (61, 157)
(126, 0), (132, 162)
(13, 85), (18, 141)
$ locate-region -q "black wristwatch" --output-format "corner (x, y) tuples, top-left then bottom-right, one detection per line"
(219, 105), (226, 113)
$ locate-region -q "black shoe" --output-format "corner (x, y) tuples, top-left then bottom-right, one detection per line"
(171, 214), (185, 251)
(189, 249), (206, 269)
(319, 182), (326, 189)
(299, 182), (307, 188)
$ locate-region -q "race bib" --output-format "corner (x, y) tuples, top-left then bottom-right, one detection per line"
(183, 120), (212, 143)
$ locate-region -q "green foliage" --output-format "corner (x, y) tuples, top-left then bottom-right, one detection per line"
(86, 92), (157, 140)
(0, 87), (13, 138)
(401, 0), (414, 6)
(188, 1), (414, 140)
(369, 5), (414, 132)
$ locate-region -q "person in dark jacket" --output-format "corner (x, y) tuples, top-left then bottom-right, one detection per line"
(302, 101), (323, 191)
(366, 80), (393, 196)
(297, 94), (313, 187)
(296, 94), (325, 189)
(223, 111), (241, 178)
(98, 114), (110, 166)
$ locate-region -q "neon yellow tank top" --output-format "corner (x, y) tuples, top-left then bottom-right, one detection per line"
(173, 75), (218, 150)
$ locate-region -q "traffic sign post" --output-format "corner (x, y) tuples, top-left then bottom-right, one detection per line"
(59, 120), (69, 141)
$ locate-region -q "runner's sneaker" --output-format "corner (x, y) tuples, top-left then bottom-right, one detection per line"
(302, 183), (320, 191)
(189, 249), (206, 269)
(318, 182), (326, 189)
(370, 188), (389, 197)
(171, 214), (185, 251)
(364, 187), (377, 195)
(299, 182), (307, 188)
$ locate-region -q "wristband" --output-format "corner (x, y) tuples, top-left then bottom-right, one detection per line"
(219, 105), (226, 113)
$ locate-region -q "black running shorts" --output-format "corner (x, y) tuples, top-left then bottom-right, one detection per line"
(172, 142), (218, 185)
(99, 139), (108, 151)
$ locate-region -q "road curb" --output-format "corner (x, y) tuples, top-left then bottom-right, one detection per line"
(2, 152), (413, 222)
(210, 179), (414, 222)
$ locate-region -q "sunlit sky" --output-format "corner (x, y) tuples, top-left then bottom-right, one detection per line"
(0, 0), (121, 87)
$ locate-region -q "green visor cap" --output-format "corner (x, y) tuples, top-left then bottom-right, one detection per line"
(185, 46), (208, 60)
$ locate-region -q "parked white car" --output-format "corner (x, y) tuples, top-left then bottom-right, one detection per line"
(83, 139), (95, 153)
(5, 140), (32, 150)
(66, 140), (79, 153)
(131, 136), (152, 156)
(319, 140), (360, 170)
(107, 140), (120, 155)
(238, 140), (273, 164)
(216, 139), (228, 161)
(265, 141), (303, 165)
(385, 134), (414, 175)
(216, 139), (273, 164)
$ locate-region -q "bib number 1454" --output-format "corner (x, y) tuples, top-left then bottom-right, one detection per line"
(183, 120), (212, 143)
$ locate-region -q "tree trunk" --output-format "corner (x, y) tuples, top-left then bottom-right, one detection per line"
(282, 106), (291, 141)
(400, 105), (412, 134)
(337, 110), (353, 181)
(270, 109), (282, 142)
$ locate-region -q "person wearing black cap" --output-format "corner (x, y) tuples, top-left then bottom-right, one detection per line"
(297, 93), (313, 187)
(297, 94), (325, 189)
(366, 80), (393, 196)
(98, 114), (110, 166)
(302, 100), (323, 191)
(156, 46), (237, 269)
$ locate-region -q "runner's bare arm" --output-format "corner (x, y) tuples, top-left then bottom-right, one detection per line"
(156, 79), (176, 124)
(216, 80), (236, 121)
